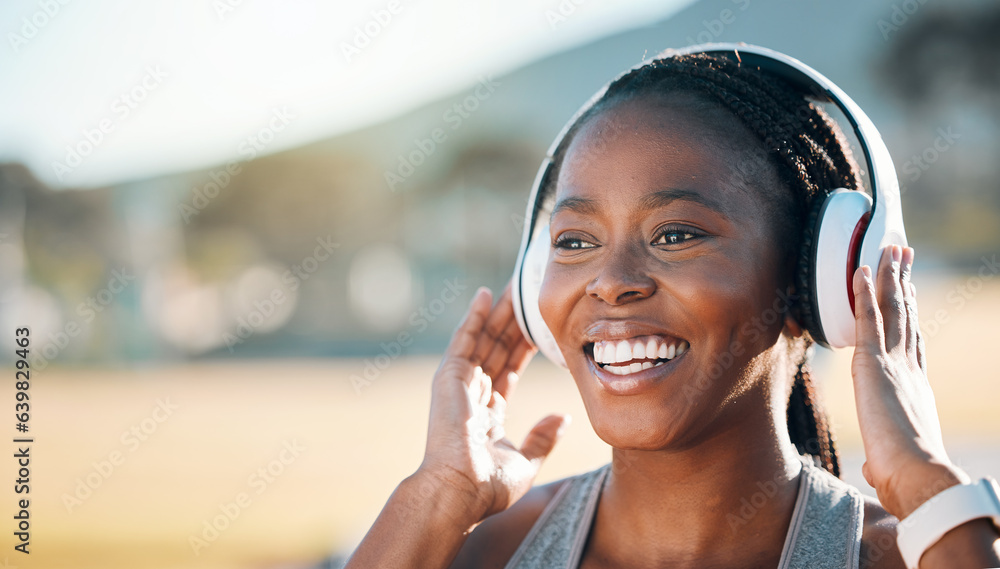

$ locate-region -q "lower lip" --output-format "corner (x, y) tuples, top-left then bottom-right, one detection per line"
(586, 350), (686, 396)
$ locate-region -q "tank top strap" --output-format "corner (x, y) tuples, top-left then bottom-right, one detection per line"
(504, 464), (610, 569)
(505, 457), (864, 569)
(779, 456), (865, 569)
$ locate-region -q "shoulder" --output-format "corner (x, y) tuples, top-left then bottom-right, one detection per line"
(859, 494), (907, 569)
(448, 476), (571, 569)
(799, 461), (906, 569)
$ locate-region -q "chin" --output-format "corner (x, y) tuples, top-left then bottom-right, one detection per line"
(568, 343), (719, 453)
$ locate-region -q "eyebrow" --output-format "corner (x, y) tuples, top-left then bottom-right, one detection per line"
(550, 188), (725, 219)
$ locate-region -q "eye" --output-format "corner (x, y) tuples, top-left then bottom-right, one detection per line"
(652, 225), (702, 247)
(553, 234), (597, 250)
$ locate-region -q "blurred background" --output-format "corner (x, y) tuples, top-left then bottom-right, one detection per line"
(1, 0), (998, 567)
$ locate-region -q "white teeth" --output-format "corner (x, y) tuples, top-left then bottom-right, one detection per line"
(632, 342), (646, 360)
(590, 336), (690, 368)
(615, 341), (631, 363)
(603, 360), (666, 376)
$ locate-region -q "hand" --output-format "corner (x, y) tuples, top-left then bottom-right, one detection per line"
(851, 245), (968, 519)
(417, 282), (570, 526)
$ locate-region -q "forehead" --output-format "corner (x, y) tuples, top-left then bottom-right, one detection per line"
(554, 93), (778, 216)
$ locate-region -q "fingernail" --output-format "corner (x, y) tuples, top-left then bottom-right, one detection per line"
(902, 246), (914, 270)
(891, 245), (901, 263)
(507, 371), (519, 384)
(861, 265), (872, 281)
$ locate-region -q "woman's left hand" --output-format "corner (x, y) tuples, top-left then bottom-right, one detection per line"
(850, 245), (968, 520)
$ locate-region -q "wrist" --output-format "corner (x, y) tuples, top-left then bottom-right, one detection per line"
(896, 478), (1000, 569)
(891, 460), (970, 520)
(404, 466), (488, 532)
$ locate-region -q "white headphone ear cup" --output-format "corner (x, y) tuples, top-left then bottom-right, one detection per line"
(518, 225), (567, 368)
(812, 189), (872, 348)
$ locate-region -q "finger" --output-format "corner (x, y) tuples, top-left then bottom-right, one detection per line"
(474, 284), (525, 379)
(506, 335), (537, 378)
(486, 391), (507, 442)
(876, 245), (906, 351)
(469, 282), (513, 366)
(444, 287), (493, 362)
(900, 247), (919, 359)
(482, 315), (530, 390)
(914, 302), (928, 373)
(437, 288), (493, 387)
(492, 371), (521, 408)
(473, 366), (492, 407)
(853, 265), (885, 355)
(487, 389), (507, 416)
(520, 414), (571, 465)
(494, 336), (537, 397)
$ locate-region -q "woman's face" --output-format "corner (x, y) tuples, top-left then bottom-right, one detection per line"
(538, 93), (797, 451)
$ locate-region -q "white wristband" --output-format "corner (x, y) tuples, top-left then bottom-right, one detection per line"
(896, 477), (1000, 569)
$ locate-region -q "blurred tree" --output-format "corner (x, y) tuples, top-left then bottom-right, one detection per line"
(875, 1), (1000, 265)
(877, 2), (1000, 113)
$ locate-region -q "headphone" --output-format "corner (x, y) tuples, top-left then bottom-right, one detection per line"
(511, 43), (907, 366)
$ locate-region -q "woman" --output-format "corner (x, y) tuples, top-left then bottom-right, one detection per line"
(346, 48), (1000, 568)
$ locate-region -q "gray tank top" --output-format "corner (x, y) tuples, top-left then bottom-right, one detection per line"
(504, 456), (865, 569)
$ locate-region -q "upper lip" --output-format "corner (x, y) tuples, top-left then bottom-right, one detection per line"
(581, 319), (687, 347)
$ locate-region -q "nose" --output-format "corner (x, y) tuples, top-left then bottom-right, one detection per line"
(584, 245), (656, 305)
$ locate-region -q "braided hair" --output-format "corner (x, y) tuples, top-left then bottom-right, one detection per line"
(543, 52), (855, 477)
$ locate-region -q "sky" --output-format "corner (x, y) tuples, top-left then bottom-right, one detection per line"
(0, 0), (694, 189)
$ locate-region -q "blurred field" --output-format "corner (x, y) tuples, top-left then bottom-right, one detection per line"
(3, 274), (999, 569)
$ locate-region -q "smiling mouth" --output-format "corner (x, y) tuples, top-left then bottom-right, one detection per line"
(586, 335), (689, 376)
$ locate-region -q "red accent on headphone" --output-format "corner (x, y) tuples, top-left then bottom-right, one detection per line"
(847, 211), (871, 315)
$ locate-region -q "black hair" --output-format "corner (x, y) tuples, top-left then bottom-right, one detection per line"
(543, 52), (855, 477)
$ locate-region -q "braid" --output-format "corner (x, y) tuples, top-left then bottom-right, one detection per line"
(547, 52), (855, 477)
(787, 339), (841, 477)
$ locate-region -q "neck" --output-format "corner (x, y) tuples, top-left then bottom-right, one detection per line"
(588, 383), (805, 567)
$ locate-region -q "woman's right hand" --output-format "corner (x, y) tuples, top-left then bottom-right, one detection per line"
(416, 283), (570, 526)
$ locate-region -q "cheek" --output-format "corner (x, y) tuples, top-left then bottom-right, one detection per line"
(678, 252), (786, 361)
(537, 263), (581, 344)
